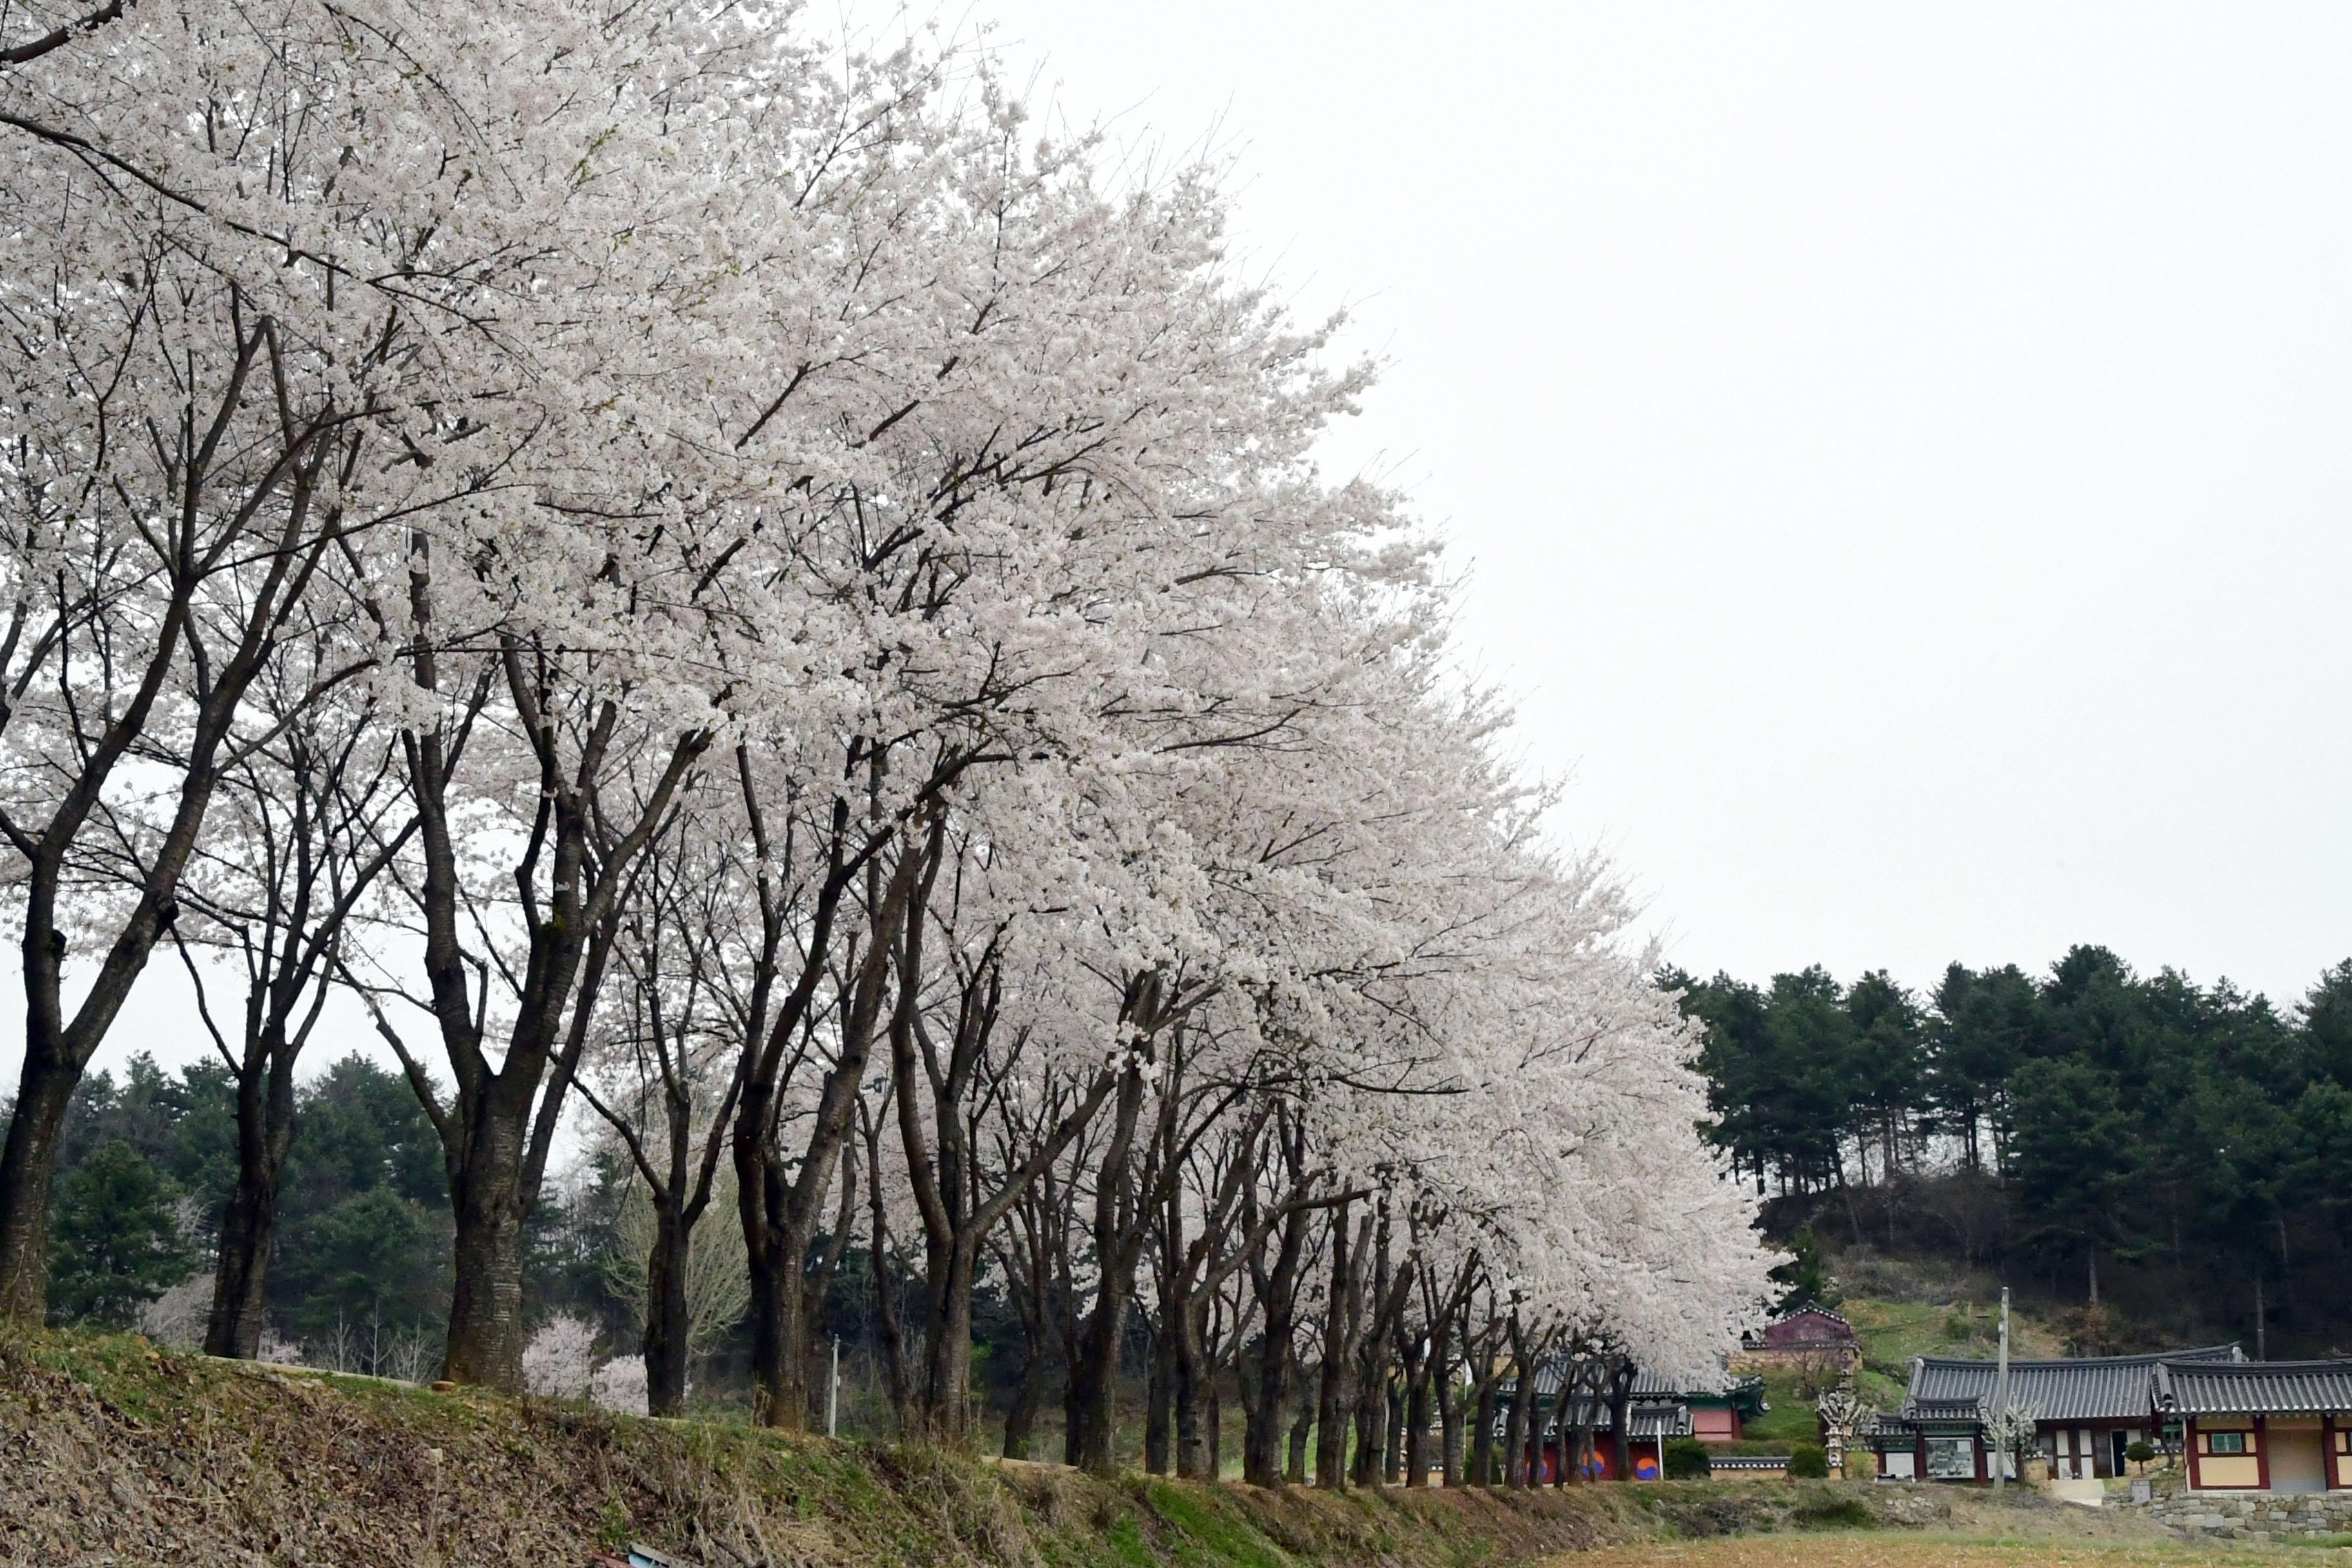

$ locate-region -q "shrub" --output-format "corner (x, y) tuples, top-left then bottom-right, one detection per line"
(2126, 1439), (2156, 1468)
(1663, 1438), (1712, 1480)
(591, 1356), (651, 1415)
(1787, 1442), (1829, 1478)
(522, 1315), (598, 1399)
(1792, 1493), (1874, 1530)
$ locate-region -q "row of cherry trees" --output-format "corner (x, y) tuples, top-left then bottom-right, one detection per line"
(0, 0), (1774, 1474)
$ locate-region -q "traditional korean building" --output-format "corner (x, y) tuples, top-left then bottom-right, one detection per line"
(2155, 1358), (2352, 1493)
(1736, 1304), (1860, 1373)
(1867, 1345), (2240, 1483)
(1494, 1362), (1769, 1481)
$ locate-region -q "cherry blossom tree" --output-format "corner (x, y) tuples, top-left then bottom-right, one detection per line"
(6, 0), (1781, 1438)
(0, 0), (582, 1318)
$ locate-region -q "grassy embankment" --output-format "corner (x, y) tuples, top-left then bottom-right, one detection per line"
(4, 1327), (1995, 1567)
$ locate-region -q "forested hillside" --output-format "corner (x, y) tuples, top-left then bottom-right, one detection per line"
(1667, 946), (2352, 1355)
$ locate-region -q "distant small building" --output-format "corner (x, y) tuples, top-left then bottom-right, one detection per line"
(2155, 1357), (2352, 1494)
(1867, 1345), (2239, 1483)
(1736, 1305), (1859, 1372)
(1687, 1375), (1770, 1444)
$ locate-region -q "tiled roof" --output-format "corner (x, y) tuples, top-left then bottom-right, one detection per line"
(1861, 1413), (1919, 1444)
(1905, 1397), (1984, 1426)
(1623, 1404), (1691, 1441)
(1489, 1400), (1694, 1440)
(1510, 1360), (1738, 1402)
(2155, 1358), (2352, 1416)
(1538, 1401), (1693, 1439)
(1774, 1304), (1853, 1328)
(1902, 1346), (2239, 1424)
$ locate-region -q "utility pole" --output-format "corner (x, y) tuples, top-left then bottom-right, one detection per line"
(1992, 1287), (2010, 1492)
(827, 1335), (840, 1438)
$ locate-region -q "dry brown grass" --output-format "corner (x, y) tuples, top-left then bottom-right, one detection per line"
(1556, 1536), (2286, 1568)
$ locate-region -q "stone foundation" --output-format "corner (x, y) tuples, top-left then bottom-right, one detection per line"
(2136, 1490), (2352, 1542)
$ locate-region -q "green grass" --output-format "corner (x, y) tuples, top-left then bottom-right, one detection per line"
(1841, 1296), (2064, 1368)
(1101, 1511), (1159, 1568)
(1138, 1481), (1295, 1568)
(1738, 1294), (2073, 1446)
(1743, 1374), (1826, 1444)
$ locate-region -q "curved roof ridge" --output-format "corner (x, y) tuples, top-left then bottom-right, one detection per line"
(1914, 1343), (2236, 1368)
(1768, 1302), (1852, 1324)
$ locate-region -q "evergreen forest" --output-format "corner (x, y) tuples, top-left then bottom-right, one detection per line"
(1666, 946), (2352, 1356)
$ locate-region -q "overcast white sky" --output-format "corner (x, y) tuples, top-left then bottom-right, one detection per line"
(15, 2), (2352, 1097)
(867, 0), (2352, 1008)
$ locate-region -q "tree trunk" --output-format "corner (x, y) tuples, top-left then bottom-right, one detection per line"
(1537, 1359), (1577, 1489)
(999, 1210), (1053, 1461)
(1502, 1328), (1532, 1489)
(745, 1152), (814, 1429)
(1315, 1210), (1357, 1490)
(1208, 1378), (1224, 1480)
(642, 1200), (693, 1416)
(1242, 1321), (1295, 1486)
(1348, 1213), (1393, 1489)
(1064, 1063), (1148, 1474)
(1064, 1294), (1130, 1471)
(1004, 1346), (1043, 1459)
(439, 1121), (531, 1387)
(1348, 1376), (1382, 1487)
(1404, 1347), (1431, 1487)
(202, 1055), (296, 1358)
(919, 1264), (977, 1444)
(0, 1051), (78, 1322)
(1174, 1306), (1213, 1480)
(1240, 1124), (1311, 1489)
(1286, 1379), (1313, 1484)
(1609, 1367), (1632, 1484)
(1471, 1374), (1497, 1486)
(1315, 1340), (1351, 1488)
(1144, 1313), (1175, 1474)
(1431, 1311), (1462, 1487)
(203, 1173), (280, 1358)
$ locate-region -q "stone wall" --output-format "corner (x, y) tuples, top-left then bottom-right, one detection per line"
(2137, 1490), (2352, 1542)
